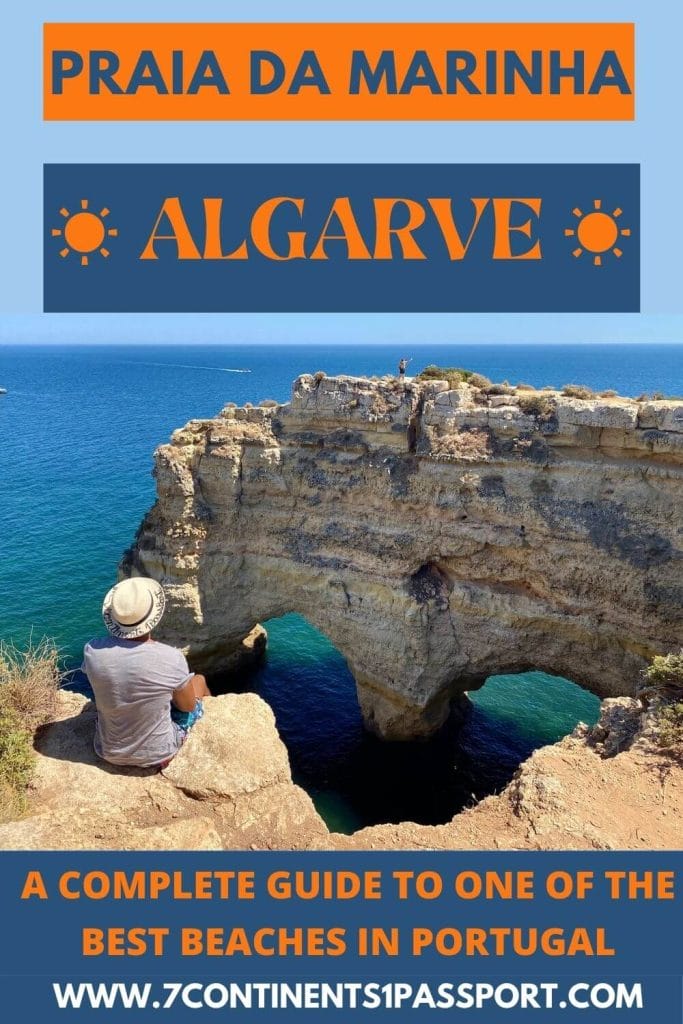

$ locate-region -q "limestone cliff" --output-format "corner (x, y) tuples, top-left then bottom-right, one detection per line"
(124, 374), (683, 740)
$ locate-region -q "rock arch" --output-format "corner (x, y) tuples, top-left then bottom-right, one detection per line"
(123, 374), (683, 739)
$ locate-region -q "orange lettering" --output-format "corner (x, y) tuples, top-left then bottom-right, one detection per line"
(140, 197), (201, 260)
(310, 197), (371, 259)
(250, 197), (306, 260)
(374, 198), (427, 259)
(492, 198), (542, 259)
(429, 197), (489, 259)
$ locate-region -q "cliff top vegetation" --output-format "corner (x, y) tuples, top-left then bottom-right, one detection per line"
(0, 641), (60, 822)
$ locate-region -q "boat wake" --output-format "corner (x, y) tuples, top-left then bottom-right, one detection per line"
(118, 361), (251, 373)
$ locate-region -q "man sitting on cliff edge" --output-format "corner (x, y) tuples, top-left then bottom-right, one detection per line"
(82, 577), (211, 769)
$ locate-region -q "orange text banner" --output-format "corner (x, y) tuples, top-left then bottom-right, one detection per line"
(43, 23), (634, 121)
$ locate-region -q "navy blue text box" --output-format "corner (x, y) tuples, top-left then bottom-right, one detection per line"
(0, 851), (680, 1022)
(44, 164), (639, 313)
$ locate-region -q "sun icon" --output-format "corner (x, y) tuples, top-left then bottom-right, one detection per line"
(564, 200), (631, 267)
(52, 199), (118, 266)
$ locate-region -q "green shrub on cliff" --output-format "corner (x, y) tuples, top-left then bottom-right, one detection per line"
(658, 703), (683, 752)
(562, 384), (596, 400)
(0, 641), (60, 821)
(417, 365), (474, 387)
(639, 651), (683, 755)
(0, 708), (34, 818)
(641, 650), (683, 697)
(468, 373), (493, 390)
(0, 640), (60, 731)
(518, 393), (555, 418)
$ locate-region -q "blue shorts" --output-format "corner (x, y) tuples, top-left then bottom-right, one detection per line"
(171, 699), (205, 734)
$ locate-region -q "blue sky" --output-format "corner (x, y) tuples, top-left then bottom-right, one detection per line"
(2, 313), (683, 347)
(1, 0), (682, 344)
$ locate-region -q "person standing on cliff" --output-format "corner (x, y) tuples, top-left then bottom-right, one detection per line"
(82, 577), (211, 769)
(398, 357), (411, 378)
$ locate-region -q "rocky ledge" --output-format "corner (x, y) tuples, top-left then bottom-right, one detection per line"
(0, 692), (328, 850)
(123, 373), (682, 740)
(0, 690), (680, 850)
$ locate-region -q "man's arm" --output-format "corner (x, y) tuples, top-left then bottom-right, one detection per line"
(172, 673), (210, 712)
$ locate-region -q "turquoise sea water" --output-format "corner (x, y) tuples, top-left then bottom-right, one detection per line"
(1, 342), (680, 830)
(236, 614), (601, 833)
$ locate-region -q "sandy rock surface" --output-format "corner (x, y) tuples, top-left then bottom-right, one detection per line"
(0, 692), (680, 851)
(0, 692), (329, 851)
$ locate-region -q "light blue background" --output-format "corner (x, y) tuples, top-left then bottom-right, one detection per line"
(1, 0), (682, 342)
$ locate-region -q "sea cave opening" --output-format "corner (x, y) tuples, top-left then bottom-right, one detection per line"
(228, 613), (602, 835)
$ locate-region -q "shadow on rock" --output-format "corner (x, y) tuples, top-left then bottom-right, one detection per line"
(34, 701), (159, 778)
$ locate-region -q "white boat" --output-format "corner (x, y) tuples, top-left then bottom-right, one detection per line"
(0, 387), (6, 395)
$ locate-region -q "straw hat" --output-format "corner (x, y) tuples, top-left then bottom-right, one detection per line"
(102, 577), (166, 639)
